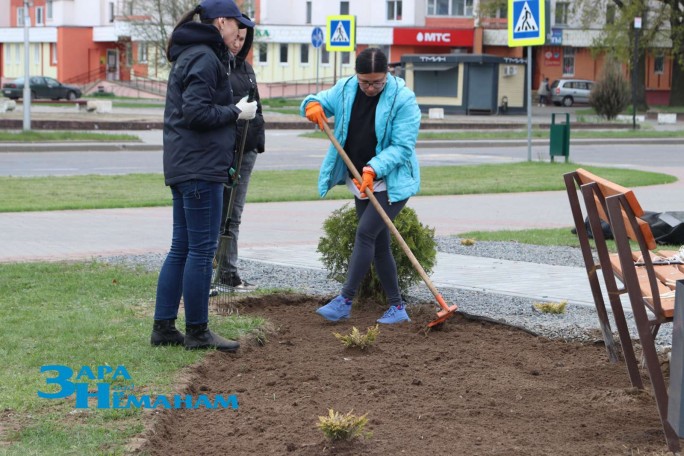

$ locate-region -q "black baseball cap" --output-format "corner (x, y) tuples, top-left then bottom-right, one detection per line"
(199, 0), (255, 28)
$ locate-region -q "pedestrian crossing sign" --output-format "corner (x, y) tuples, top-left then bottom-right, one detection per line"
(326, 15), (356, 52)
(508, 0), (545, 46)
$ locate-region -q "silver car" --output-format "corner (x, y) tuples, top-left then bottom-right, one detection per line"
(550, 79), (594, 107)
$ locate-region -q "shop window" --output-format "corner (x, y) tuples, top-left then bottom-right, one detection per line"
(654, 55), (664, 74)
(562, 47), (575, 75)
(387, 1), (402, 20)
(257, 43), (268, 63)
(300, 44), (309, 64)
(280, 44), (288, 64)
(555, 2), (569, 26)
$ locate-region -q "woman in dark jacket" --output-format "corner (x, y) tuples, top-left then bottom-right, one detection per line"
(215, 18), (265, 291)
(151, 0), (256, 352)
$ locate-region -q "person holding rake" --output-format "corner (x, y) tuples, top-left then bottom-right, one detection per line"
(301, 47), (421, 324)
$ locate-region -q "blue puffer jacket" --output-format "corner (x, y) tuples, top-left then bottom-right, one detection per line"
(300, 74), (421, 203)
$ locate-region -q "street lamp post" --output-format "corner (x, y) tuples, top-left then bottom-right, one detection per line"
(632, 17), (641, 131)
(22, 0), (32, 131)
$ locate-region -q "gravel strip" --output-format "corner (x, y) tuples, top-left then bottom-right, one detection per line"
(99, 237), (671, 350)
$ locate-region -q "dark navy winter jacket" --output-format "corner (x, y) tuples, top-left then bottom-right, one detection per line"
(231, 21), (265, 153)
(163, 21), (241, 186)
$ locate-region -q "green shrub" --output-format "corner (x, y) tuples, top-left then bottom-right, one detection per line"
(317, 204), (436, 304)
(589, 59), (631, 120)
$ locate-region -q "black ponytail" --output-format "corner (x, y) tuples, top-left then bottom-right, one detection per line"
(355, 48), (388, 74)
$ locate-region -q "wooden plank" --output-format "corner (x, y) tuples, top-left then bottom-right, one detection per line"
(577, 168), (656, 249)
(609, 254), (674, 317)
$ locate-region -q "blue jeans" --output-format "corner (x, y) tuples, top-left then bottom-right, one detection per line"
(154, 180), (223, 325)
(341, 192), (408, 306)
(219, 149), (258, 276)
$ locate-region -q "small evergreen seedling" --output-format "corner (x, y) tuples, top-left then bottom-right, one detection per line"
(334, 325), (379, 350)
(317, 409), (370, 441)
(533, 300), (567, 314)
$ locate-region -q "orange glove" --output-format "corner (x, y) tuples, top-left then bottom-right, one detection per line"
(305, 101), (329, 130)
(352, 166), (376, 198)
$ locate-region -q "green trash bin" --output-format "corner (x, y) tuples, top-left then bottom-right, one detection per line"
(549, 113), (570, 163)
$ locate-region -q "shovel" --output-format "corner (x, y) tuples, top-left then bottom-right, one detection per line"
(213, 86), (256, 293)
(321, 123), (458, 327)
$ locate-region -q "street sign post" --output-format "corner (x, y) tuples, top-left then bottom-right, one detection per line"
(311, 27), (324, 93)
(508, 0), (546, 161)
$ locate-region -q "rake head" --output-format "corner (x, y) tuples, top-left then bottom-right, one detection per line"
(427, 294), (458, 328)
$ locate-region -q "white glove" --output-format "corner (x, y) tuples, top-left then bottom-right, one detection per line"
(236, 95), (257, 120)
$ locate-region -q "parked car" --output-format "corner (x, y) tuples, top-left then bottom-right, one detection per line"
(2, 76), (82, 100)
(550, 79), (594, 107)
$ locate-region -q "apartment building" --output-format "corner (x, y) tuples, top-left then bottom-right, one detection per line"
(0, 0), (149, 85)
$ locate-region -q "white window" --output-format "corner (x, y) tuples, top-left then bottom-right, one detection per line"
(138, 43), (148, 63)
(654, 55), (664, 74)
(300, 44), (309, 64)
(427, 0), (472, 17)
(257, 43), (268, 63)
(125, 42), (133, 66)
(51, 43), (58, 64)
(36, 7), (44, 25)
(33, 44), (40, 64)
(555, 2), (569, 26)
(387, 0), (402, 20)
(17, 7), (25, 26)
(306, 1), (312, 24)
(109, 2), (115, 23)
(562, 47), (575, 75)
(47, 0), (53, 20)
(15, 44), (21, 64)
(279, 44), (288, 64)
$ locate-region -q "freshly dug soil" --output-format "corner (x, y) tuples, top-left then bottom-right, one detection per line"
(139, 294), (673, 455)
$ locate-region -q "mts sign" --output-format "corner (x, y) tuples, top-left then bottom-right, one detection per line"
(393, 28), (474, 47)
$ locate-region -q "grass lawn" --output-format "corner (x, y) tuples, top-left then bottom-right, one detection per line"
(0, 163), (675, 213)
(0, 131), (140, 142)
(0, 261), (264, 454)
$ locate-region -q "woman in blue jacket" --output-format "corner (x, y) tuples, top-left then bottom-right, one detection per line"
(302, 48), (421, 324)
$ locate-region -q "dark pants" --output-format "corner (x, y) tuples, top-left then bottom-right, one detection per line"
(154, 180), (223, 325)
(341, 192), (408, 306)
(219, 149), (258, 276)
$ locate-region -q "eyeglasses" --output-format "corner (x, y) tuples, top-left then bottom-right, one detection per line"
(358, 79), (387, 89)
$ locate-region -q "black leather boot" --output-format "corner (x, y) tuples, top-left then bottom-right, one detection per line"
(150, 319), (185, 346)
(185, 323), (240, 352)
